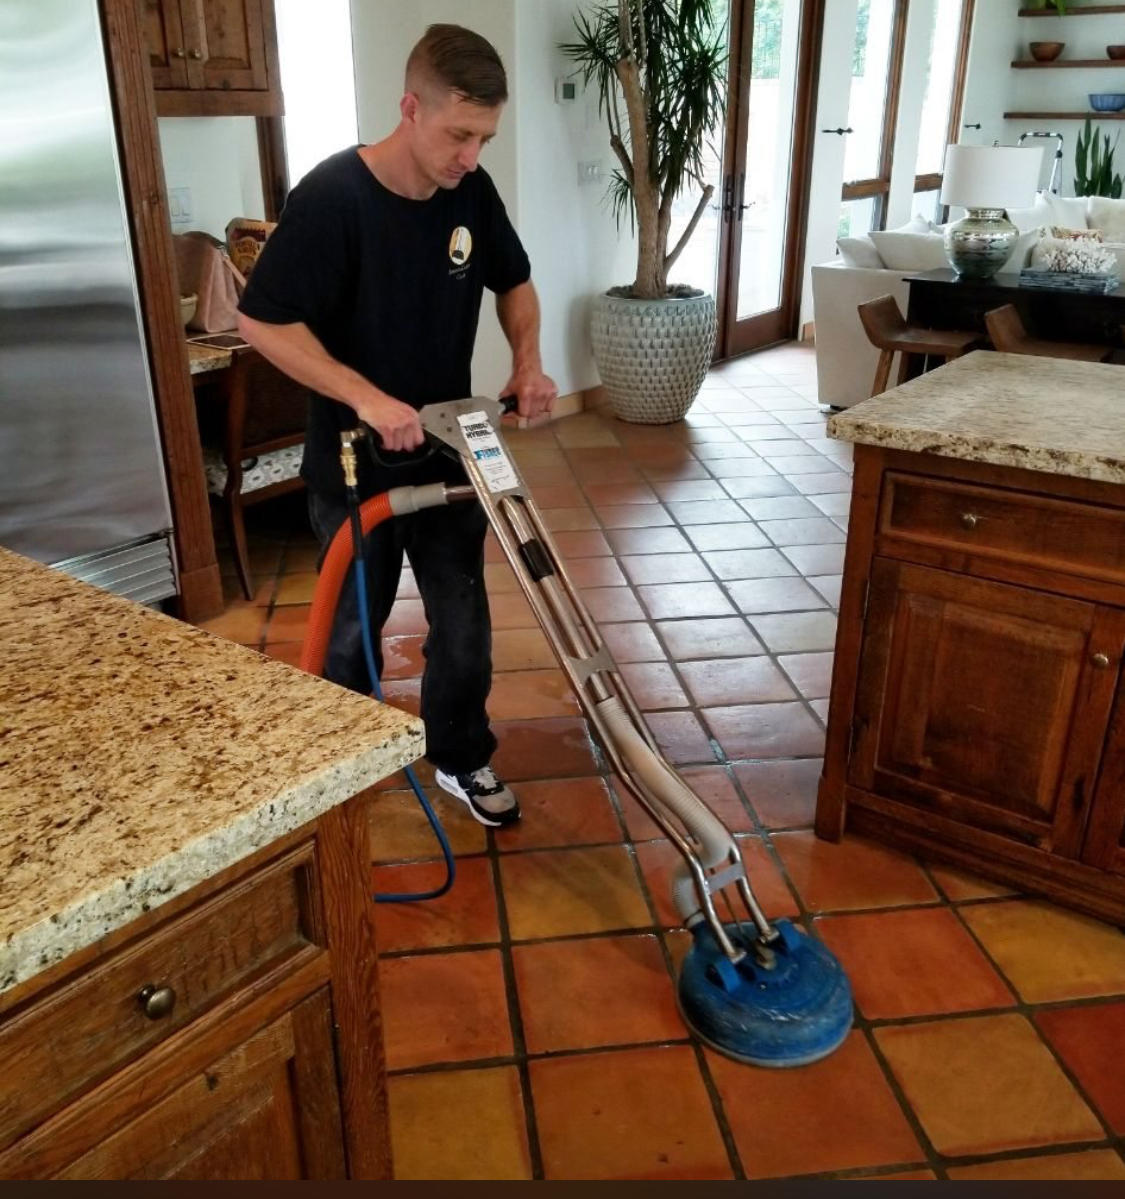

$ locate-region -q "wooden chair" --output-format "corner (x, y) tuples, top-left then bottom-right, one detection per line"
(857, 294), (984, 397)
(201, 348), (309, 599)
(984, 304), (1114, 364)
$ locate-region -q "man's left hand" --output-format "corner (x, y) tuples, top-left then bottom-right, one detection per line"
(503, 367), (558, 421)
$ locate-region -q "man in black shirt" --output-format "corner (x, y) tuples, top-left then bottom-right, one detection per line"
(238, 25), (557, 827)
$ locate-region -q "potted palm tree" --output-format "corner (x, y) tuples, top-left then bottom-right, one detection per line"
(562, 0), (727, 423)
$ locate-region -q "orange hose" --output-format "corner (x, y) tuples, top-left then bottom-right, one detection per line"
(300, 491), (395, 678)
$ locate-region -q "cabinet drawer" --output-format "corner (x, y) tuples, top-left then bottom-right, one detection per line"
(0, 845), (321, 1148)
(880, 473), (1125, 585)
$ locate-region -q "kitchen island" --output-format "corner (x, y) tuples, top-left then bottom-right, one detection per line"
(818, 352), (1125, 925)
(0, 548), (424, 1178)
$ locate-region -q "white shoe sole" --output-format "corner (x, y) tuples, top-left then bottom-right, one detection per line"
(435, 770), (518, 828)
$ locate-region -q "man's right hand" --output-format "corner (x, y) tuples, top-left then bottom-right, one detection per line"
(356, 392), (426, 453)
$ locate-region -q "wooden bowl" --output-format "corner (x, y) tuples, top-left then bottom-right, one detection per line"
(1108, 45), (1125, 60)
(1029, 41), (1065, 62)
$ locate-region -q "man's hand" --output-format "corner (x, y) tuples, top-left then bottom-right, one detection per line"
(503, 367), (558, 421)
(355, 391), (426, 453)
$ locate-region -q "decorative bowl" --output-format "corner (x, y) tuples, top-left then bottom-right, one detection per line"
(179, 293), (197, 327)
(1089, 93), (1125, 112)
(1108, 45), (1125, 60)
(1029, 41), (1065, 62)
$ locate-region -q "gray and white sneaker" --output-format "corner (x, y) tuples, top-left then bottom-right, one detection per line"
(435, 766), (520, 828)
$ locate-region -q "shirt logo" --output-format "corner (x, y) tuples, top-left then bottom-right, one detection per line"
(449, 226), (473, 265)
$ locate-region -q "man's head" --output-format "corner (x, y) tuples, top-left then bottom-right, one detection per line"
(400, 25), (507, 190)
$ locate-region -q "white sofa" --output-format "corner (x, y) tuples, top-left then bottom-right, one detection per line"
(812, 193), (1125, 409)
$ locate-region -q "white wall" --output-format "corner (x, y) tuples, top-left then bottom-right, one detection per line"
(156, 117), (265, 240)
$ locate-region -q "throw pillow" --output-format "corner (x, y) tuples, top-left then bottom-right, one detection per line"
(1036, 191), (1089, 231)
(1050, 225), (1103, 242)
(996, 228), (1042, 274)
(1087, 196), (1125, 243)
(836, 235), (884, 268)
(868, 229), (949, 271)
(1005, 200), (1043, 233)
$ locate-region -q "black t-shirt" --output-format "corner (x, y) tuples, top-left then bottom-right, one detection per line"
(238, 146), (531, 499)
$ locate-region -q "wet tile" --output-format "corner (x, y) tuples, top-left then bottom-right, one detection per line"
(960, 901), (1125, 1003)
(703, 703), (825, 759)
(622, 554), (712, 585)
(707, 1033), (923, 1180)
(488, 669), (580, 720)
(1036, 1001), (1125, 1133)
(382, 634), (426, 679)
(926, 863), (1018, 902)
(491, 627), (558, 671)
(616, 764), (756, 841)
(779, 652), (834, 700)
(382, 598), (428, 636)
(948, 1151), (1125, 1181)
(635, 837), (797, 927)
(606, 526), (693, 555)
(645, 710), (718, 764)
(655, 616), (764, 660)
(389, 1067), (532, 1180)
(380, 949), (513, 1070)
(381, 677), (421, 716)
(580, 585), (646, 622)
(593, 504), (674, 528)
(679, 657), (797, 707)
(513, 934), (684, 1053)
(491, 716), (598, 780)
(815, 908), (1015, 1019)
(565, 556), (628, 588)
(733, 759), (822, 829)
(497, 776), (624, 853)
(702, 548), (799, 581)
(499, 845), (651, 939)
(758, 517), (847, 546)
(372, 856), (499, 952)
(748, 610), (838, 652)
(367, 787), (488, 861)
(875, 1015), (1103, 1157)
(601, 621), (667, 663)
(636, 582), (735, 620)
(686, 523), (773, 552)
(772, 831), (938, 911)
(619, 661), (690, 709)
(530, 1046), (731, 1180)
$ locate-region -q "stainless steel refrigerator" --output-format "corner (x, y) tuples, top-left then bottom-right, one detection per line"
(0, 0), (178, 604)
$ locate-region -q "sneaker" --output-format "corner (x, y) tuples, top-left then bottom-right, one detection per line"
(435, 766), (520, 828)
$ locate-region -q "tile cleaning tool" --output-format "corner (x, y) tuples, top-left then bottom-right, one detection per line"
(301, 398), (853, 1067)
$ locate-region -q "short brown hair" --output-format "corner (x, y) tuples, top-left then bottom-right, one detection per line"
(406, 24), (508, 107)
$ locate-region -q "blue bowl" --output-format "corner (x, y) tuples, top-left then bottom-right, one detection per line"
(1089, 93), (1125, 112)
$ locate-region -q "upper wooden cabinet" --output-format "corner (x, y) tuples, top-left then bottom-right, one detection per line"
(143, 0), (284, 117)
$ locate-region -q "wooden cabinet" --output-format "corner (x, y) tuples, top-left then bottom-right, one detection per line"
(0, 795), (389, 1180)
(142, 0), (283, 116)
(819, 447), (1125, 924)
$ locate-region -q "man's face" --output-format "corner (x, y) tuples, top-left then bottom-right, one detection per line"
(402, 89), (502, 189)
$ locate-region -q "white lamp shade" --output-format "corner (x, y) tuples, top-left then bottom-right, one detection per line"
(940, 144), (1045, 210)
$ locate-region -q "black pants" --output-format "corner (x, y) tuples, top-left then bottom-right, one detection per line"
(308, 490), (497, 775)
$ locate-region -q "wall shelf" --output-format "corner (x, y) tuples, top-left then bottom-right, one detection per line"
(1013, 59), (1125, 68)
(1019, 5), (1125, 15)
(1005, 110), (1125, 118)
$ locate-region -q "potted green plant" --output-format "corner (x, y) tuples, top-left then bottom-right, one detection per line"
(561, 0), (727, 423)
(1075, 117), (1124, 198)
(1027, 0), (1068, 13)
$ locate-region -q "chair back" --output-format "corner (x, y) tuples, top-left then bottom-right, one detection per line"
(984, 304), (1029, 354)
(857, 294), (909, 350)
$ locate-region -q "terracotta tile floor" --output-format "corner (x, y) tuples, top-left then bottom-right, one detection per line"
(197, 343), (1125, 1180)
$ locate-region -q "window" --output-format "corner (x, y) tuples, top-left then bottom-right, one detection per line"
(913, 0), (975, 213)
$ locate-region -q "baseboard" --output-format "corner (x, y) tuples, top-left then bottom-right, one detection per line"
(512, 388), (589, 429)
(800, 321), (816, 344)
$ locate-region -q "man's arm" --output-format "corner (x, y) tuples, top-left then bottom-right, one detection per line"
(237, 314), (425, 452)
(496, 282), (557, 420)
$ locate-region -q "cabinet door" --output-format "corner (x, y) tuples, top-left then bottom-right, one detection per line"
(850, 559), (1125, 857)
(144, 0), (190, 88)
(183, 0), (270, 92)
(1082, 680), (1125, 876)
(56, 992), (346, 1180)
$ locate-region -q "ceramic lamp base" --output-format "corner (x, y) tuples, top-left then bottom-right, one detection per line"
(944, 208), (1018, 279)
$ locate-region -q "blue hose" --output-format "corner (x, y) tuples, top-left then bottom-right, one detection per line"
(348, 498), (456, 904)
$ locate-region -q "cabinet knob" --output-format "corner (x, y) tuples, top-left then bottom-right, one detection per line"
(189, 48), (203, 59)
(959, 512), (979, 530)
(172, 47), (185, 58)
(137, 983), (177, 1020)
(1092, 653), (1111, 670)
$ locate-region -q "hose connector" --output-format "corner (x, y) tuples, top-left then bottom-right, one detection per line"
(340, 427), (366, 489)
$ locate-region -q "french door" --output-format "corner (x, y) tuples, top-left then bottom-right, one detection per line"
(674, 0), (822, 358)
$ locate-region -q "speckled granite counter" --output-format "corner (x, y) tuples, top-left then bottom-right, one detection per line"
(187, 342), (234, 375)
(828, 352), (1125, 484)
(0, 548), (424, 995)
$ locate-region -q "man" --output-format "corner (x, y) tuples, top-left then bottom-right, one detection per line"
(238, 25), (557, 827)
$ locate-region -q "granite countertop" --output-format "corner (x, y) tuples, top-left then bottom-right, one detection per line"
(0, 549), (424, 995)
(187, 342), (234, 375)
(828, 352), (1125, 485)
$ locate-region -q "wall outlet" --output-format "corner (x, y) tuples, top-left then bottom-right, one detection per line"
(168, 186), (192, 224)
(577, 162), (601, 186)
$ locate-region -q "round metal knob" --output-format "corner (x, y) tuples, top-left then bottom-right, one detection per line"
(189, 48), (203, 59)
(172, 47), (185, 58)
(1092, 653), (1111, 670)
(960, 512), (979, 530)
(137, 984), (177, 1020)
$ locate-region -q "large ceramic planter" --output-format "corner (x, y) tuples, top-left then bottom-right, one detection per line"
(590, 291), (718, 424)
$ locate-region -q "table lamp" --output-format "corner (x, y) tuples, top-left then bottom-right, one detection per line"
(940, 144), (1044, 278)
